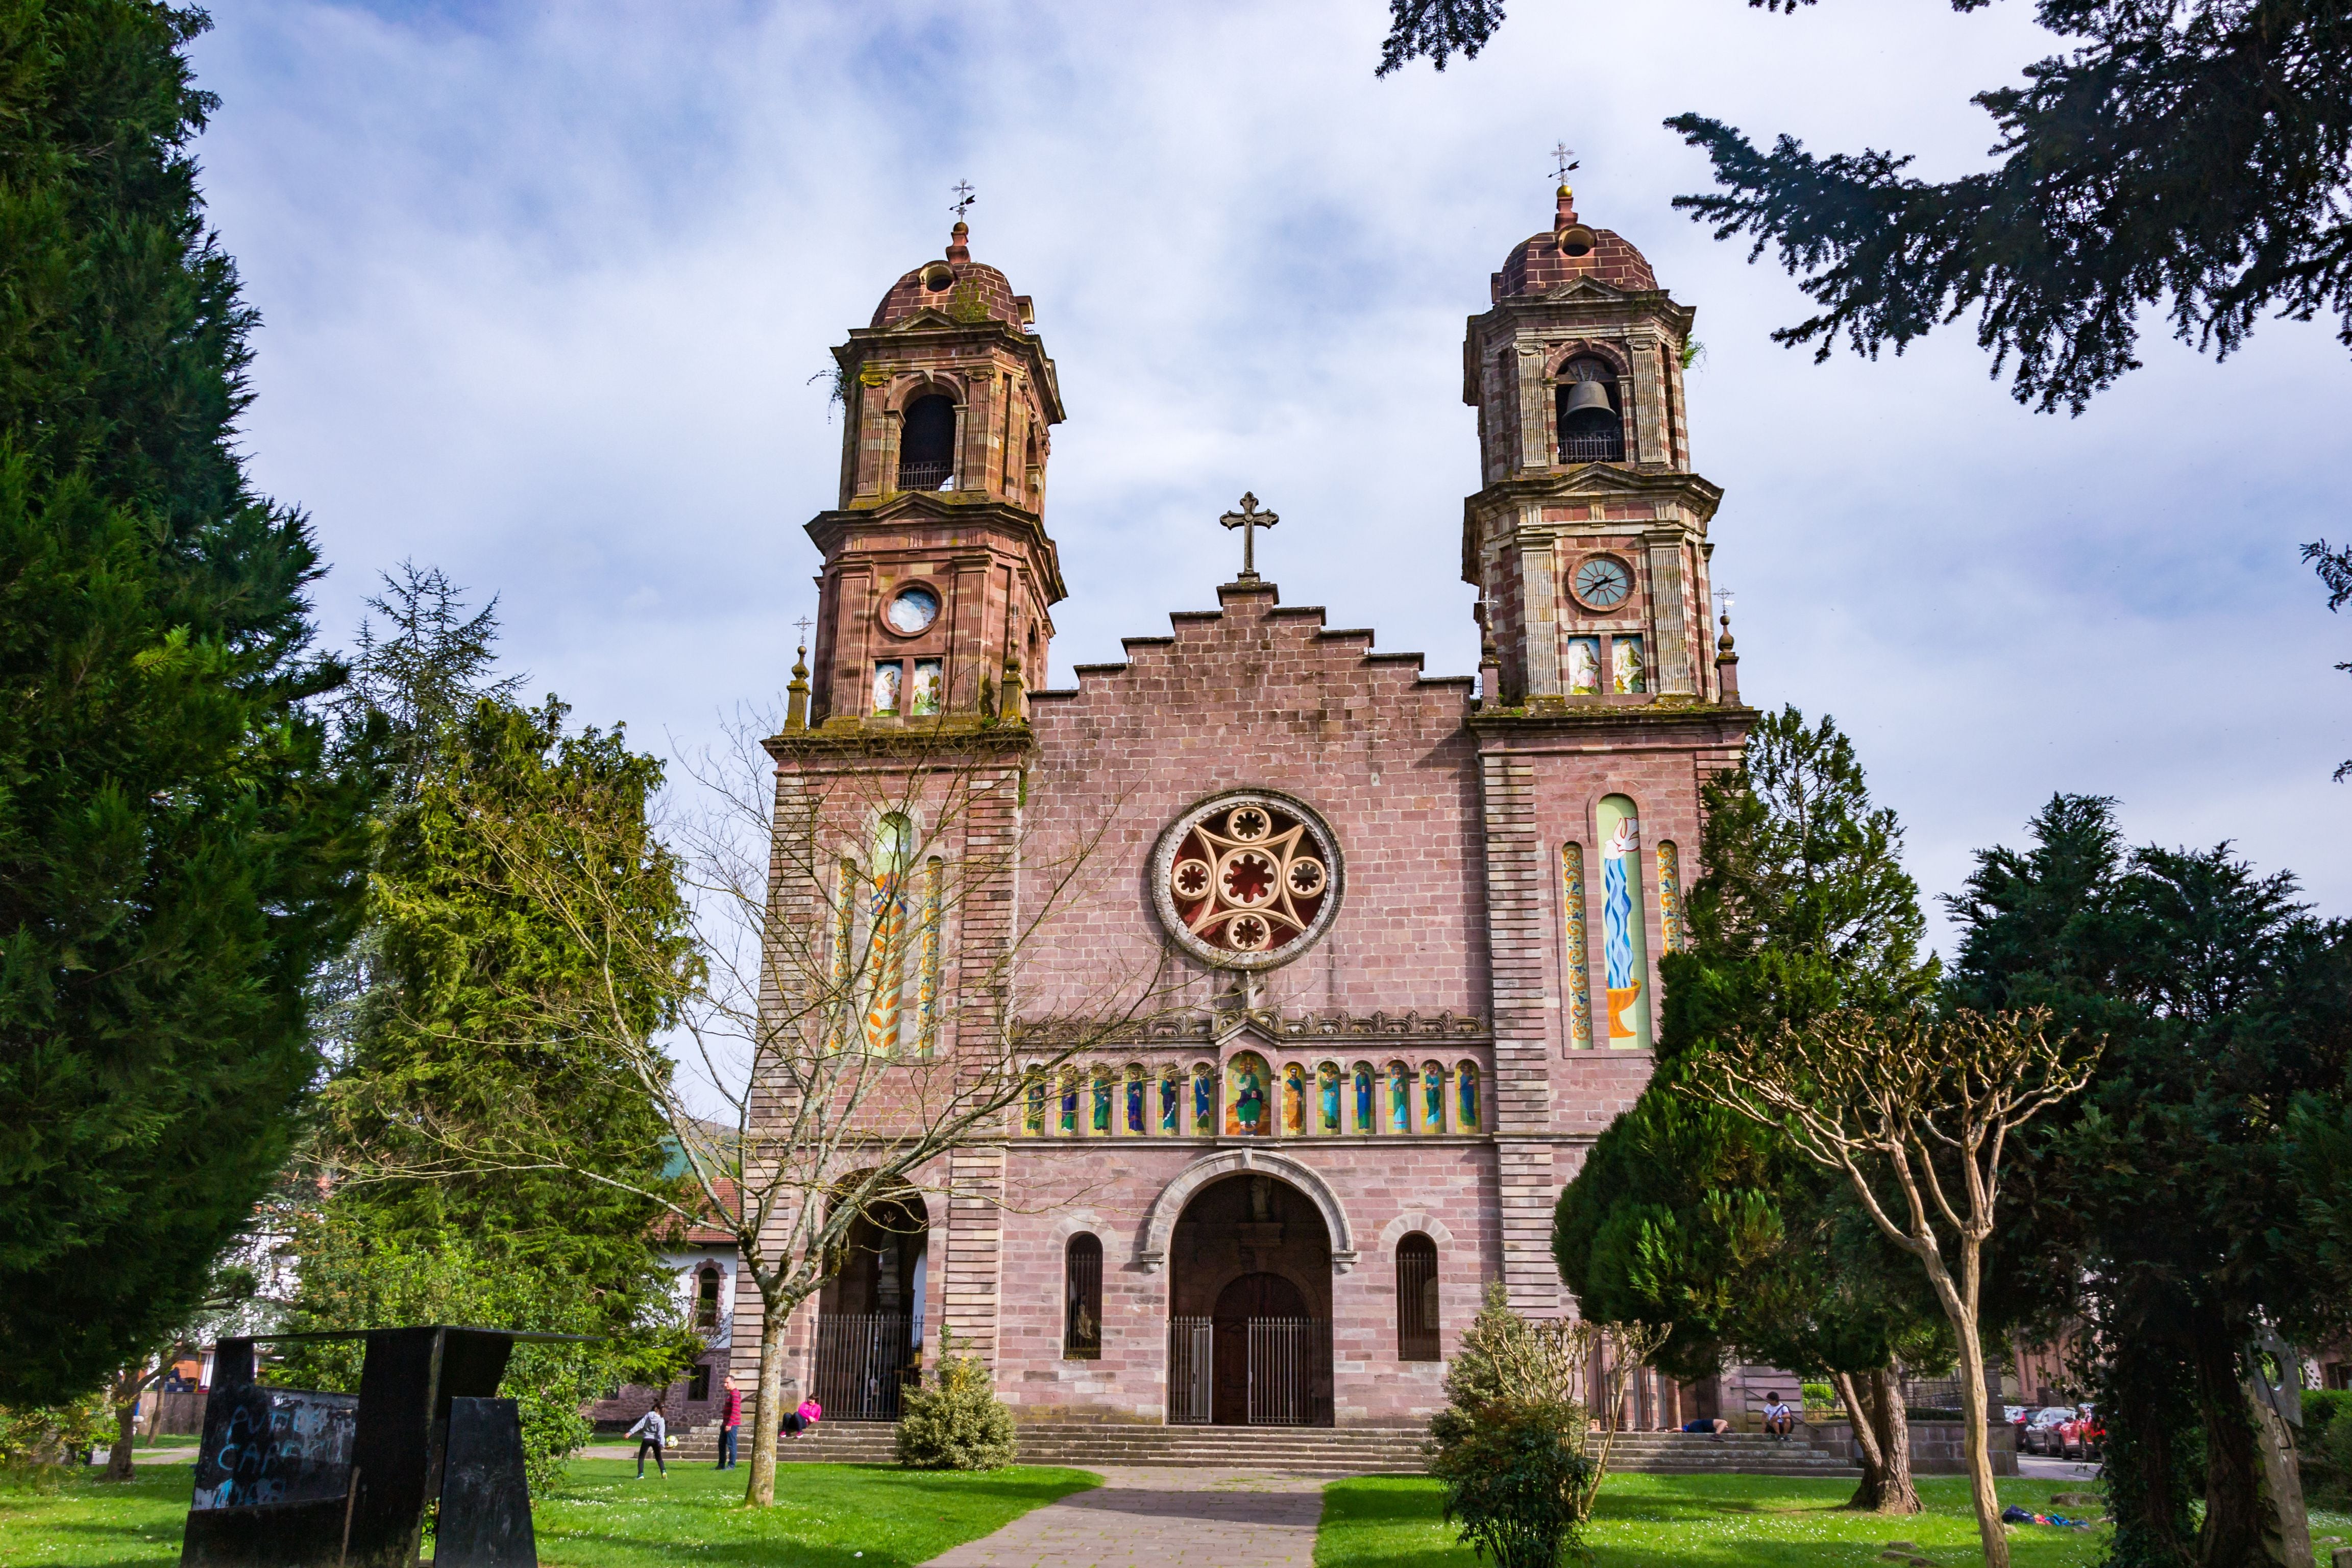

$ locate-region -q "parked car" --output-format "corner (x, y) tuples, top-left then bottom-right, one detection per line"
(2021, 1406), (2076, 1455)
(2060, 1406), (2103, 1460)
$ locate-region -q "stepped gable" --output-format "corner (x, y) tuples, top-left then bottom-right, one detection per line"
(1026, 581), (1475, 725)
(1492, 184), (1657, 299)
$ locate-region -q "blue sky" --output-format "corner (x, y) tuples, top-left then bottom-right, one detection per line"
(188, 0), (2352, 944)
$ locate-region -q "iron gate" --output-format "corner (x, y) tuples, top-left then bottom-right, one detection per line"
(1168, 1317), (1213, 1424)
(813, 1311), (911, 1421)
(1246, 1317), (1329, 1425)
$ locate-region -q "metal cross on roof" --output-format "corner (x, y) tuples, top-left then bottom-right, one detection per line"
(1553, 142), (1580, 182)
(951, 181), (977, 219)
(1219, 492), (1278, 582)
(794, 614), (814, 647)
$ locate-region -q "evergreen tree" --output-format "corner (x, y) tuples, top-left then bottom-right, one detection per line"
(1949, 796), (2352, 1567)
(1379, 1), (2352, 414)
(292, 695), (699, 1476)
(1553, 707), (1944, 1510)
(0, 0), (374, 1405)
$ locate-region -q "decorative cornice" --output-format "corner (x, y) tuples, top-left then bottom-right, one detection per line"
(1017, 1008), (1492, 1049)
(763, 716), (1039, 762)
(805, 493), (1067, 604)
(1467, 700), (1756, 735)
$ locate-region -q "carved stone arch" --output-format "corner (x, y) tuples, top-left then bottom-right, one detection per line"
(1048, 1208), (1110, 1244)
(1379, 1210), (1456, 1253)
(1544, 338), (1632, 380)
(1135, 1148), (1358, 1276)
(889, 370), (967, 412)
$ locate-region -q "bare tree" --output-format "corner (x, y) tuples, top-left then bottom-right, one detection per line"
(1690, 1008), (2097, 1568)
(415, 708), (1175, 1507)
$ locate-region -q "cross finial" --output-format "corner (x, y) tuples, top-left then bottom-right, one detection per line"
(950, 181), (977, 219)
(1552, 143), (1580, 184)
(1219, 492), (1279, 583)
(793, 615), (814, 644)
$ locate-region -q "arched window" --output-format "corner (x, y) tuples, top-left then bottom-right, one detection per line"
(1556, 357), (1623, 463)
(695, 1264), (722, 1330)
(899, 395), (957, 490)
(1064, 1234), (1102, 1359)
(1396, 1234), (1440, 1360)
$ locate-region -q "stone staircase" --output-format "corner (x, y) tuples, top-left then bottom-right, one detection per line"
(1605, 1431), (1859, 1479)
(765, 1422), (1858, 1478)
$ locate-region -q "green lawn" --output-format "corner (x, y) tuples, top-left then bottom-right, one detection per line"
(1318, 1473), (2125, 1567)
(0, 1460), (1098, 1568)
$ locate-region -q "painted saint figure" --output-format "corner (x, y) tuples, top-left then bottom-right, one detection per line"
(1227, 1053), (1268, 1135)
(1567, 636), (1601, 695)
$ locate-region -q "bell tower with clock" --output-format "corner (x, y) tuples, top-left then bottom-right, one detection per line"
(1462, 182), (1727, 707)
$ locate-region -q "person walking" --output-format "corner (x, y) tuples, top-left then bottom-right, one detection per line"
(715, 1375), (741, 1470)
(626, 1406), (668, 1479)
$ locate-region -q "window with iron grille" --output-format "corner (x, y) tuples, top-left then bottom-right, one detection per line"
(688, 1362), (711, 1401)
(1064, 1234), (1102, 1359)
(696, 1265), (722, 1329)
(1396, 1233), (1440, 1361)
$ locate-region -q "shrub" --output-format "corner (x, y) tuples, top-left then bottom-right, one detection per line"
(2303, 1387), (2351, 1443)
(1430, 1399), (1595, 1568)
(0, 1390), (110, 1490)
(895, 1332), (1017, 1471)
(1801, 1381), (1838, 1414)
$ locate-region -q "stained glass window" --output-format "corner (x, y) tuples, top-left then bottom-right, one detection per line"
(1091, 1068), (1112, 1135)
(1023, 1072), (1045, 1136)
(1160, 1069), (1180, 1134)
(1388, 1062), (1410, 1134)
(1354, 1064), (1374, 1133)
(1423, 1062), (1444, 1132)
(1317, 1064), (1341, 1135)
(1125, 1066), (1146, 1134)
(1059, 1070), (1077, 1135)
(1457, 1063), (1480, 1132)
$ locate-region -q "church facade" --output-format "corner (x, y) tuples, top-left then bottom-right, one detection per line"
(744, 188), (1754, 1429)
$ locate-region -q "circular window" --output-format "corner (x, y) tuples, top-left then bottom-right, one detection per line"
(885, 585), (940, 635)
(921, 262), (954, 291)
(1151, 792), (1343, 970)
(1572, 556), (1632, 612)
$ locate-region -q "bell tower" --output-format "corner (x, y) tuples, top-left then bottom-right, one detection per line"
(1462, 183), (1727, 707)
(796, 213), (1067, 729)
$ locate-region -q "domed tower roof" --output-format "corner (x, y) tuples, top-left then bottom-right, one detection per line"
(870, 221), (1035, 331)
(1491, 185), (1656, 300)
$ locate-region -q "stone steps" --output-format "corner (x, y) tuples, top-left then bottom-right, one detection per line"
(760, 1422), (1858, 1478)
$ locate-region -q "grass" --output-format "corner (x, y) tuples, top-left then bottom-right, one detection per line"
(0, 1459), (1097, 1568)
(1317, 1472), (2127, 1567)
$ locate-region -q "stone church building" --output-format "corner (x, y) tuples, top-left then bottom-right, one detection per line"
(738, 186), (1757, 1431)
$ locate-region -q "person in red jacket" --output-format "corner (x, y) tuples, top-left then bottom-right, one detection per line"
(716, 1375), (742, 1471)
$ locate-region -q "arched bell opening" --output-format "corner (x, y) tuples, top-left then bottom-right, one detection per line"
(897, 394), (958, 491)
(813, 1185), (930, 1420)
(1165, 1173), (1333, 1427)
(1556, 356), (1624, 463)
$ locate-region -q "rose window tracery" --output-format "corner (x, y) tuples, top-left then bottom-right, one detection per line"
(1152, 792), (1341, 968)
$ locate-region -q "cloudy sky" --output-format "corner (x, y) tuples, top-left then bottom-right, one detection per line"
(189, 0), (2352, 945)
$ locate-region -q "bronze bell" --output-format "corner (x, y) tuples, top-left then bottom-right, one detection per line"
(1561, 380), (1615, 420)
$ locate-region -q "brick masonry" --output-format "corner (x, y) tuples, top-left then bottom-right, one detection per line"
(735, 196), (1758, 1430)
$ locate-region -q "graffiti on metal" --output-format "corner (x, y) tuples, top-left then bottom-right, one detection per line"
(190, 1385), (358, 1511)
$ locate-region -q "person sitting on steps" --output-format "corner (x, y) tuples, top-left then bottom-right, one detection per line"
(1761, 1392), (1795, 1441)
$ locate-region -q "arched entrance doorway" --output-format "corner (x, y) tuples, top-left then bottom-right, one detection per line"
(1167, 1173), (1332, 1426)
(814, 1187), (928, 1420)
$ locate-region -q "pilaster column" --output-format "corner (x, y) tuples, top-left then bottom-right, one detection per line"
(1517, 530), (1562, 698)
(1643, 530), (1694, 695)
(1479, 749), (1566, 1315)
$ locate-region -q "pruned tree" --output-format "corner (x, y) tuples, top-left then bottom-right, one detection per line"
(1693, 1008), (2097, 1568)
(368, 705), (1176, 1506)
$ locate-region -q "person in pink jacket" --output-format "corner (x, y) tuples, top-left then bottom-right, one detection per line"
(782, 1394), (823, 1438)
(715, 1376), (742, 1470)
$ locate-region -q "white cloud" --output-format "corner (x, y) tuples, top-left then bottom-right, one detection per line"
(192, 0), (2352, 946)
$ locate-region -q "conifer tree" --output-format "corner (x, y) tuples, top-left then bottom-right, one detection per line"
(0, 0), (373, 1404)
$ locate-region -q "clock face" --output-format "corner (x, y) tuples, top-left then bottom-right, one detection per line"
(1574, 557), (1632, 611)
(886, 585), (939, 634)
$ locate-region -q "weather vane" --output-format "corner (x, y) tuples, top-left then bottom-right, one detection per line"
(1220, 492), (1278, 583)
(1553, 142), (1580, 183)
(951, 180), (977, 219)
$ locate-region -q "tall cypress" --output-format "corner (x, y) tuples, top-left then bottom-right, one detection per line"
(0, 2), (374, 1403)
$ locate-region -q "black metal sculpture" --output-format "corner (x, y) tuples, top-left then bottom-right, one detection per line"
(179, 1326), (583, 1568)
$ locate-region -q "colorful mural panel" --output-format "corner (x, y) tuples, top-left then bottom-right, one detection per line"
(1318, 1064), (1341, 1134)
(1226, 1052), (1271, 1136)
(1283, 1064), (1307, 1135)
(1656, 841), (1685, 954)
(1611, 636), (1646, 694)
(1457, 1063), (1480, 1131)
(1388, 1062), (1411, 1133)
(1598, 795), (1652, 1049)
(1194, 1065), (1216, 1134)
(1567, 636), (1602, 695)
(1561, 842), (1593, 1050)
(1161, 1069), (1181, 1133)
(1422, 1062), (1443, 1132)
(1353, 1064), (1374, 1133)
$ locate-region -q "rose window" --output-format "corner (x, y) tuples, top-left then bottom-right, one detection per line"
(1152, 792), (1341, 968)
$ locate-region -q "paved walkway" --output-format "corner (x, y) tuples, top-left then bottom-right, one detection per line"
(923, 1466), (1325, 1568)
